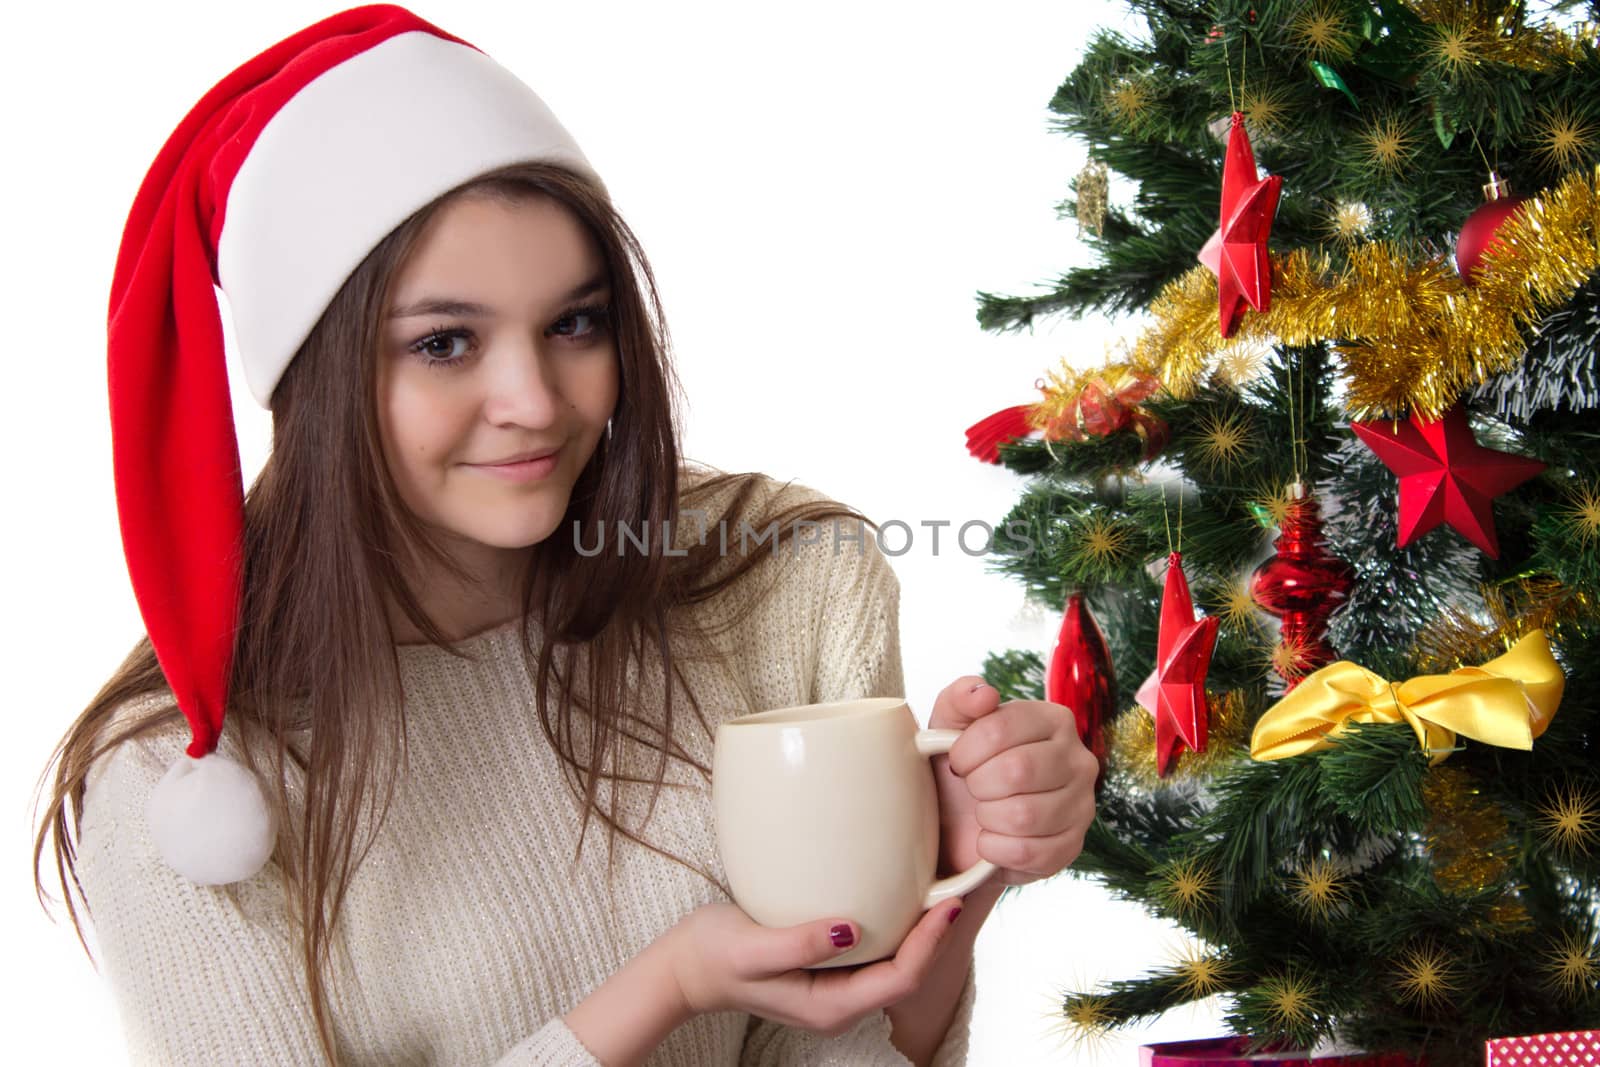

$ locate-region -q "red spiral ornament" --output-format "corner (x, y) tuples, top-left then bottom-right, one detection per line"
(1250, 487), (1354, 688)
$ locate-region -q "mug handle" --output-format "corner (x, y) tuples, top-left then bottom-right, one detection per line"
(913, 729), (998, 909)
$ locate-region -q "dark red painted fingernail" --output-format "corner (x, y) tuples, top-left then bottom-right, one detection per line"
(830, 924), (855, 948)
(946, 906), (963, 924)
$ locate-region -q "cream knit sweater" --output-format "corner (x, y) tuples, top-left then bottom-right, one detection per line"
(77, 474), (978, 1065)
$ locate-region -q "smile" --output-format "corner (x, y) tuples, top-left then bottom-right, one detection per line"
(466, 453), (560, 482)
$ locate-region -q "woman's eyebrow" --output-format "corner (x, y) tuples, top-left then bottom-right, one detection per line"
(387, 275), (610, 320)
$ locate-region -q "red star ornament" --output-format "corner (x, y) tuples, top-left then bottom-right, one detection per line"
(1197, 112), (1282, 338)
(1149, 551), (1219, 777)
(1349, 402), (1545, 558)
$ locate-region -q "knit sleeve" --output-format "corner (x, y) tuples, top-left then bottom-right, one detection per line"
(739, 958), (978, 1067)
(77, 710), (329, 1066)
(807, 508), (906, 704)
(490, 1020), (601, 1066)
(78, 706), (606, 1067)
(740, 497), (981, 1066)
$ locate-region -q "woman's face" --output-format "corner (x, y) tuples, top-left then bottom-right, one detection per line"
(377, 191), (619, 578)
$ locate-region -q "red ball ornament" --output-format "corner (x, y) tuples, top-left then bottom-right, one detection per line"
(1250, 485), (1354, 688)
(1455, 172), (1526, 282)
(1045, 593), (1114, 786)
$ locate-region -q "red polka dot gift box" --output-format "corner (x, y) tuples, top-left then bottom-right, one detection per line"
(1486, 1032), (1600, 1067)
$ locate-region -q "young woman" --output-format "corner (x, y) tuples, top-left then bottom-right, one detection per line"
(32, 6), (1097, 1065)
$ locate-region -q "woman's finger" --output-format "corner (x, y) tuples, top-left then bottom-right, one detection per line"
(947, 702), (1062, 777)
(977, 825), (1086, 875)
(960, 739), (1065, 800)
(974, 787), (1079, 837)
(737, 915), (861, 978)
(828, 897), (965, 1010)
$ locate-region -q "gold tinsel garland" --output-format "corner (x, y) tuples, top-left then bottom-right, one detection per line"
(1130, 166), (1600, 418)
(1405, 0), (1594, 73)
(1106, 690), (1250, 787)
(1421, 765), (1516, 896)
(1413, 575), (1594, 672)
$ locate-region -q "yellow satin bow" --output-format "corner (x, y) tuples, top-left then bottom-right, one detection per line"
(1250, 630), (1565, 764)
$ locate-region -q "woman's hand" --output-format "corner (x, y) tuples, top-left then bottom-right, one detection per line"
(667, 898), (964, 1038)
(929, 676), (1098, 887)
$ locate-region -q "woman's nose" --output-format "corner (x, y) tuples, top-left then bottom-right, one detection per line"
(481, 337), (562, 428)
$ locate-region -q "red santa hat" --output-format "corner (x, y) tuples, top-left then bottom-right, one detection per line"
(109, 4), (606, 885)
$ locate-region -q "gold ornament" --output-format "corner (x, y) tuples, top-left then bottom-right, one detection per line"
(1537, 780), (1600, 856)
(1130, 165), (1600, 418)
(1103, 76), (1155, 130)
(1326, 200), (1374, 245)
(1054, 992), (1116, 1049)
(1154, 854), (1219, 917)
(1190, 407), (1254, 475)
(1267, 632), (1321, 682)
(1422, 765), (1513, 893)
(1215, 339), (1269, 386)
(1287, 856), (1352, 920)
(1393, 941), (1461, 1009)
(1255, 969), (1320, 1030)
(1557, 482), (1600, 547)
(1240, 84), (1292, 138)
(1358, 114), (1420, 174)
(1422, 18), (1484, 79)
(1069, 512), (1136, 572)
(1170, 942), (1235, 1000)
(1542, 929), (1600, 1002)
(1290, 1), (1358, 62)
(1217, 574), (1263, 633)
(1406, 0), (1588, 71)
(1532, 105), (1599, 174)
(1247, 479), (1300, 529)
(1076, 159), (1110, 239)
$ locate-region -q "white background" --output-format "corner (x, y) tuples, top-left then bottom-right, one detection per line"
(3, 2), (1228, 1061)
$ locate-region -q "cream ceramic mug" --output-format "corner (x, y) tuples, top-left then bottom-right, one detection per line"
(712, 696), (997, 967)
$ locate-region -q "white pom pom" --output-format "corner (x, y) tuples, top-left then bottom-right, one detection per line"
(146, 753), (276, 885)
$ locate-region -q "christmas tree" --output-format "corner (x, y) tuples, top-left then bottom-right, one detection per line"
(968, 2), (1600, 1062)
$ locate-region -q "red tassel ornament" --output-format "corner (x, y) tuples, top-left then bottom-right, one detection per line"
(964, 404), (1034, 464)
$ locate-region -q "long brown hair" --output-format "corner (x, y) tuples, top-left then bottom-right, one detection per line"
(33, 161), (876, 1063)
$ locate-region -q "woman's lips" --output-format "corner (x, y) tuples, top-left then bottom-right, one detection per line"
(467, 451), (559, 481)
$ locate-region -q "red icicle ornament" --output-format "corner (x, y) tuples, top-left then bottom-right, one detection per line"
(1045, 592), (1114, 786)
(1250, 484), (1354, 688)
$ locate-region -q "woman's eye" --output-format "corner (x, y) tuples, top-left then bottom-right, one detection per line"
(552, 304), (611, 341)
(409, 328), (472, 366)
